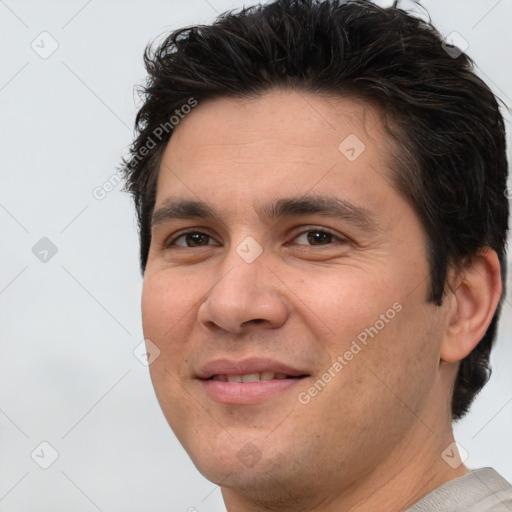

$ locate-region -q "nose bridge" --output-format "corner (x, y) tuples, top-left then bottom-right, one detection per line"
(197, 236), (288, 332)
(217, 231), (267, 292)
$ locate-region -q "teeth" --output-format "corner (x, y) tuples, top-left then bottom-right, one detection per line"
(211, 372), (294, 382)
(241, 373), (260, 383)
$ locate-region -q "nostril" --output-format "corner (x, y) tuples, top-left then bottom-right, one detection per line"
(242, 319), (265, 326)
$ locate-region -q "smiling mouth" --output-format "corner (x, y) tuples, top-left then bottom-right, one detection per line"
(208, 372), (308, 382)
(198, 358), (311, 404)
(201, 372), (310, 405)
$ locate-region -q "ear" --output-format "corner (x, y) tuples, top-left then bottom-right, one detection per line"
(440, 249), (503, 363)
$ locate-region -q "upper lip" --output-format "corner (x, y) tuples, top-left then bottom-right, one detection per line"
(196, 357), (309, 379)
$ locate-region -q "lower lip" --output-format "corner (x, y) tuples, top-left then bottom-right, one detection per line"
(201, 378), (305, 405)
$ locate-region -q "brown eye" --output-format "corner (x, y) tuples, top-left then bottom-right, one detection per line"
(306, 231), (333, 245)
(168, 232), (213, 247)
(293, 229), (341, 246)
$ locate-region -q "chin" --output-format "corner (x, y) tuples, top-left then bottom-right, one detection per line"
(193, 449), (294, 494)
(178, 431), (293, 488)
(194, 449), (322, 511)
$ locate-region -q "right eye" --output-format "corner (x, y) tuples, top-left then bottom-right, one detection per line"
(166, 231), (217, 248)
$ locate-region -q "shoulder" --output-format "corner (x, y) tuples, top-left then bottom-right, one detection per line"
(407, 467), (512, 512)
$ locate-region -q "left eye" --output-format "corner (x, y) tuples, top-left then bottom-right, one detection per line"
(291, 229), (342, 246)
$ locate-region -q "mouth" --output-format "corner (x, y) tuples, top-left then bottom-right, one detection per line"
(208, 372), (306, 382)
(197, 359), (310, 405)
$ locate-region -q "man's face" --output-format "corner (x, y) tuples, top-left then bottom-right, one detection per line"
(142, 90), (451, 499)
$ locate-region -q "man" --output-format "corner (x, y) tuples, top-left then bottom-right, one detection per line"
(121, 0), (512, 510)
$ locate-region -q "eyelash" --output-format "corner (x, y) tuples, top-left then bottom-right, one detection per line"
(164, 227), (346, 249)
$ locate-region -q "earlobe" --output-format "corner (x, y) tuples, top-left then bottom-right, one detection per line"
(440, 249), (502, 363)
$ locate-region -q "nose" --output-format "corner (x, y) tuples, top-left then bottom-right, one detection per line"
(196, 246), (289, 334)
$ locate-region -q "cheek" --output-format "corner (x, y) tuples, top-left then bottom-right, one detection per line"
(285, 264), (402, 341)
(141, 271), (198, 336)
(141, 271), (201, 389)
(306, 267), (438, 410)
(141, 274), (196, 433)
(355, 300), (442, 419)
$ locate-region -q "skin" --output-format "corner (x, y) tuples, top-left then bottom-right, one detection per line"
(141, 89), (502, 511)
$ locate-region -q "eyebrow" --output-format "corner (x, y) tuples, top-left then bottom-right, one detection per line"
(151, 194), (377, 232)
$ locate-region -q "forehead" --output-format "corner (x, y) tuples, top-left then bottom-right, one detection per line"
(154, 89), (397, 211)
(164, 89), (387, 155)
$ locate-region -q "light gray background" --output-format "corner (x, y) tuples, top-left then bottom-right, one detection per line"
(0, 1), (511, 511)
